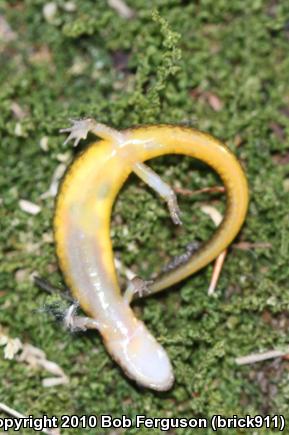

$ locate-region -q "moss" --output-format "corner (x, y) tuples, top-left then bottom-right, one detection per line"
(1, 0), (289, 433)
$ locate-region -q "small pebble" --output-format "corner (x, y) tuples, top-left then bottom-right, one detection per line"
(43, 2), (57, 23)
(14, 122), (23, 136)
(19, 199), (41, 215)
(63, 1), (76, 12)
(40, 136), (49, 151)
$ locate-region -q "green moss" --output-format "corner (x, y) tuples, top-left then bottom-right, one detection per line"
(1, 0), (289, 433)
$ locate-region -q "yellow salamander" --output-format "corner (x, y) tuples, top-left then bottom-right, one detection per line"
(54, 119), (249, 391)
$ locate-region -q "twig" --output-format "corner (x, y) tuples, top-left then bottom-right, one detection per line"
(236, 349), (289, 365)
(207, 250), (227, 296)
(232, 242), (272, 250)
(114, 258), (136, 281)
(40, 163), (67, 199)
(107, 0), (135, 19)
(201, 205), (223, 226)
(34, 276), (73, 302)
(200, 205), (227, 295)
(0, 402), (26, 419)
(175, 185), (225, 196)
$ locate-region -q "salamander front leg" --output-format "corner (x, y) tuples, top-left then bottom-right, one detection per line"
(60, 120), (182, 225)
(60, 118), (124, 146)
(133, 162), (182, 225)
(64, 303), (102, 332)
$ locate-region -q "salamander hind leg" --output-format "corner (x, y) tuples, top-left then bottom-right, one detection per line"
(133, 162), (182, 225)
(161, 241), (201, 273)
(123, 276), (153, 304)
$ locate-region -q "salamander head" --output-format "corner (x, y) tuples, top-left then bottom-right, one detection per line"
(105, 322), (174, 391)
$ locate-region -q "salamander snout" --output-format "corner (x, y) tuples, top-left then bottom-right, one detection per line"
(107, 322), (174, 391)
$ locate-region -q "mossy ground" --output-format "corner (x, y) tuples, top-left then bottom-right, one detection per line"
(1, 0), (289, 434)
